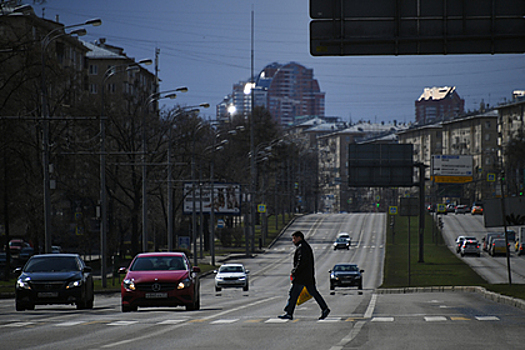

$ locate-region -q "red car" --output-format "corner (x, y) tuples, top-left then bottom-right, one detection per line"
(119, 252), (200, 312)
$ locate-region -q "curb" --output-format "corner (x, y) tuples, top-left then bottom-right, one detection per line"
(375, 286), (525, 312)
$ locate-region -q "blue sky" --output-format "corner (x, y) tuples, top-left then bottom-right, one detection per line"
(30, 0), (525, 124)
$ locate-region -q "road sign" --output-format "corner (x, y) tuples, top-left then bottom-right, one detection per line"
(432, 176), (473, 184)
(487, 173), (496, 182)
(437, 204), (446, 213)
(389, 206), (398, 215)
(431, 155), (473, 176)
(310, 0), (525, 56)
(179, 236), (190, 249)
(399, 197), (419, 216)
(257, 204), (266, 213)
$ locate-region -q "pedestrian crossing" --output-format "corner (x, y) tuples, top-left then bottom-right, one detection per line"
(0, 314), (501, 328)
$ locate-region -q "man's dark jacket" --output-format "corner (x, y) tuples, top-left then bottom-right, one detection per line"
(291, 238), (316, 285)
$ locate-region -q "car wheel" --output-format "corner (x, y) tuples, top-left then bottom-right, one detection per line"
(333, 247), (337, 250)
(215, 286), (221, 292)
(346, 246), (350, 250)
(15, 302), (25, 311)
(76, 299), (86, 310)
(460, 252), (464, 257)
(243, 285), (249, 292)
(358, 283), (363, 290)
(121, 304), (136, 312)
(85, 296), (94, 309)
(330, 284), (335, 290)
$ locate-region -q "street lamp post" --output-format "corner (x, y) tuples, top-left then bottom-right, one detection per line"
(41, 18), (102, 254)
(166, 104), (209, 253)
(143, 88), (188, 253)
(99, 58), (151, 288)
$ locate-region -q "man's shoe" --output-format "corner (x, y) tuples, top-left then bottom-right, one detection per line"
(278, 314), (293, 320)
(319, 309), (331, 320)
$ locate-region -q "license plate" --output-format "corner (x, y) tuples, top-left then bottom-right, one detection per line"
(38, 292), (58, 298)
(145, 293), (167, 299)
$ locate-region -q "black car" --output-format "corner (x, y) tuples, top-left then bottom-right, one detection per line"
(329, 263), (364, 290)
(15, 254), (94, 311)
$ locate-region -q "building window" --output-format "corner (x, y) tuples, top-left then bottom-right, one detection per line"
(89, 84), (98, 94)
(89, 64), (98, 75)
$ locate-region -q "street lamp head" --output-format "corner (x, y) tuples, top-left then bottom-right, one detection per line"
(138, 59), (153, 66)
(199, 103), (211, 108)
(164, 93), (178, 100)
(69, 28), (87, 37)
(85, 18), (102, 27)
(176, 86), (189, 93)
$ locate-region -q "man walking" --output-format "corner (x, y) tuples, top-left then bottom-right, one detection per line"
(278, 230), (330, 320)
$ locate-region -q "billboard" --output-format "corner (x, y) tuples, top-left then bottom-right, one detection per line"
(484, 197), (525, 227)
(310, 0), (525, 56)
(183, 183), (241, 215)
(348, 144), (414, 187)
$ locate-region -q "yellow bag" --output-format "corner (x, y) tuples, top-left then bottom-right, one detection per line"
(296, 286), (313, 305)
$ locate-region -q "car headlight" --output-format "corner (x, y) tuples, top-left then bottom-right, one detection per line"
(215, 275), (224, 281)
(16, 278), (31, 290)
(66, 279), (83, 289)
(123, 279), (136, 291)
(355, 275), (361, 279)
(238, 276), (246, 280)
(177, 278), (191, 290)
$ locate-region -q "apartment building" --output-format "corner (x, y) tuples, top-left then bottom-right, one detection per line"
(415, 86), (465, 124)
(441, 110), (499, 203)
(83, 39), (156, 114)
(217, 62), (325, 126)
(398, 110), (499, 204)
(495, 93), (525, 195)
(0, 3), (91, 117)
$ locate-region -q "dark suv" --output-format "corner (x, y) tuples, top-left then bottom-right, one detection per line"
(15, 254), (94, 311)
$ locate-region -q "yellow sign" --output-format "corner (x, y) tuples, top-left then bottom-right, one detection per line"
(257, 204), (266, 213)
(431, 176), (473, 184)
(389, 206), (398, 215)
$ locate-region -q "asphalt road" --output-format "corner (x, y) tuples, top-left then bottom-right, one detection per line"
(0, 213), (523, 350)
(439, 213), (525, 284)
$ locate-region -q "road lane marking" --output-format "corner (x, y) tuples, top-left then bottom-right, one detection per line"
(211, 319), (239, 324)
(101, 296), (280, 348)
(56, 321), (84, 326)
(107, 320), (139, 326)
(364, 294), (377, 318)
(475, 316), (500, 321)
(425, 316), (447, 322)
(371, 317), (394, 322)
(157, 320), (186, 325)
(2, 322), (35, 327)
(329, 320), (366, 350)
(264, 318), (290, 323)
(450, 316), (471, 321)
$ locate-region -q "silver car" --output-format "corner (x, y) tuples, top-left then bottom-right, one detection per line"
(214, 264), (249, 292)
(460, 240), (480, 257)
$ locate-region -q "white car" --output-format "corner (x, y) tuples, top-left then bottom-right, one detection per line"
(337, 232), (352, 245)
(214, 264), (249, 292)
